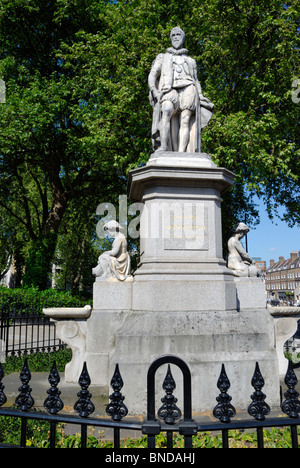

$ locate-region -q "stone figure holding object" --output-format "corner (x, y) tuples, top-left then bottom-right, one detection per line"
(148, 27), (214, 153)
(92, 221), (131, 281)
(227, 222), (259, 277)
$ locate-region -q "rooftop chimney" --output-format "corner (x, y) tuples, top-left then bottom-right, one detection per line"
(291, 252), (298, 260)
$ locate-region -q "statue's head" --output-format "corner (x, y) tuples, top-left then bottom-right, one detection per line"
(103, 220), (124, 236)
(231, 222), (250, 239)
(170, 27), (186, 50)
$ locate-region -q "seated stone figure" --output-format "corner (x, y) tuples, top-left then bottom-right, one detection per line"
(227, 222), (259, 277)
(92, 221), (131, 281)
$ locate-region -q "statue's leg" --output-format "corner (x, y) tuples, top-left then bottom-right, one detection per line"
(249, 264), (259, 277)
(99, 254), (112, 278)
(92, 263), (103, 277)
(171, 112), (179, 151)
(93, 253), (112, 279)
(160, 100), (174, 151)
(178, 109), (193, 152)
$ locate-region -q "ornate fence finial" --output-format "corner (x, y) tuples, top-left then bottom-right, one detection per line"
(106, 364), (128, 421)
(74, 362), (95, 418)
(15, 358), (34, 411)
(213, 364), (236, 423)
(0, 362), (7, 407)
(281, 360), (300, 418)
(248, 362), (270, 421)
(157, 364), (182, 424)
(44, 361), (64, 414)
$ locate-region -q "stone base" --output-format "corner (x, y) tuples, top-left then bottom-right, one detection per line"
(92, 275), (267, 313)
(80, 155), (279, 413)
(128, 156), (235, 281)
(93, 280), (133, 311)
(85, 281), (133, 385)
(85, 278), (280, 414)
(110, 308), (280, 414)
(132, 277), (237, 312)
(234, 277), (267, 311)
(146, 151), (217, 169)
(85, 309), (128, 386)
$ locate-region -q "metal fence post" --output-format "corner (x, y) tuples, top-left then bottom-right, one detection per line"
(143, 355), (197, 448)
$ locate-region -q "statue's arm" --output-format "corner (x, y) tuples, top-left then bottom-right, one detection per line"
(148, 54), (163, 99)
(106, 238), (122, 258)
(235, 241), (253, 264)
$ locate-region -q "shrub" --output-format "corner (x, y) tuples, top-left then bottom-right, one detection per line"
(2, 348), (72, 374)
(0, 286), (92, 315)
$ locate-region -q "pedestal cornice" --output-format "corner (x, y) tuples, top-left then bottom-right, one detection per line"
(128, 153), (235, 202)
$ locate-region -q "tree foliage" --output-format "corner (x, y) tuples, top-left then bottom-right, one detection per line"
(0, 0), (124, 288)
(0, 0), (299, 288)
(58, 0), (300, 225)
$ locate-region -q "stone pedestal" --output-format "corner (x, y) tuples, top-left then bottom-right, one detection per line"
(125, 151), (238, 316)
(85, 280), (133, 386)
(111, 308), (278, 414)
(72, 151), (280, 414)
(128, 152), (234, 281)
(97, 152), (279, 413)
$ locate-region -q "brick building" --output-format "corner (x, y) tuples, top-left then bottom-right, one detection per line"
(265, 251), (300, 305)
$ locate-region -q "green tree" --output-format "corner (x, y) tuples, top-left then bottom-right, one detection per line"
(0, 0), (299, 289)
(58, 0), (299, 233)
(0, 0), (124, 288)
(194, 0), (300, 228)
(52, 195), (100, 292)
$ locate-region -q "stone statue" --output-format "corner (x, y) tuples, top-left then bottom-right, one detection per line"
(92, 221), (131, 281)
(148, 27), (214, 153)
(227, 222), (259, 277)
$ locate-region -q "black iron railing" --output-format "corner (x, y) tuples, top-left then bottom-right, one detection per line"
(0, 306), (65, 356)
(0, 355), (300, 449)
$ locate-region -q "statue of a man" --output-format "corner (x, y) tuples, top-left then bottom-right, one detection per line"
(227, 223), (259, 277)
(148, 27), (214, 153)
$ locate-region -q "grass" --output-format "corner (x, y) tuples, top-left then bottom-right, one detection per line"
(56, 427), (299, 448)
(0, 418), (298, 448)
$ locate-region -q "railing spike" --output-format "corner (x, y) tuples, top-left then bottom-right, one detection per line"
(15, 358), (34, 411)
(248, 362), (270, 421)
(213, 363), (236, 423)
(106, 363), (128, 421)
(74, 362), (95, 418)
(44, 361), (64, 414)
(0, 362), (7, 407)
(281, 360), (300, 418)
(157, 364), (182, 424)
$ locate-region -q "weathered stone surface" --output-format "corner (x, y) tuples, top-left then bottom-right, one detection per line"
(84, 152), (280, 413)
(111, 307), (279, 413)
(128, 157), (235, 281)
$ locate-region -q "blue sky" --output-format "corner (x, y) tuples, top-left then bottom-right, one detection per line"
(245, 197), (300, 267)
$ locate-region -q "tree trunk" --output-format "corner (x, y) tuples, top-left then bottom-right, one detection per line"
(42, 164), (68, 238)
(23, 164), (69, 290)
